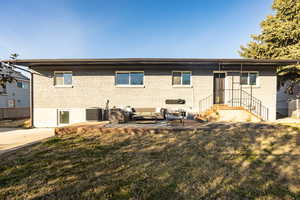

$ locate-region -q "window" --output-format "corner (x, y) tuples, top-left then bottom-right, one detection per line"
(8, 99), (15, 107)
(16, 81), (29, 89)
(0, 85), (7, 95)
(115, 71), (144, 86)
(172, 71), (191, 86)
(54, 72), (72, 86)
(17, 81), (23, 88)
(23, 82), (29, 89)
(240, 72), (258, 86)
(58, 110), (70, 124)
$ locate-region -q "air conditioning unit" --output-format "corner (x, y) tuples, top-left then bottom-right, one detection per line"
(86, 107), (103, 121)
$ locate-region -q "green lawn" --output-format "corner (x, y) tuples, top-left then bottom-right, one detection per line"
(1, 123), (300, 200)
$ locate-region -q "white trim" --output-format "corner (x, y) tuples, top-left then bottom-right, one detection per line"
(115, 85), (145, 88)
(54, 85), (74, 88)
(115, 71), (145, 87)
(172, 71), (192, 87)
(172, 85), (193, 88)
(54, 71), (73, 87)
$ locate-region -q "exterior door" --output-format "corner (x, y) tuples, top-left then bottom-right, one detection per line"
(214, 73), (225, 104)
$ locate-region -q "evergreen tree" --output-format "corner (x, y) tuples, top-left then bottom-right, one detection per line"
(240, 0), (300, 94)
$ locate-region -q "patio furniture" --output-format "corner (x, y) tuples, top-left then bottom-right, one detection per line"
(132, 107), (166, 121)
(165, 111), (185, 126)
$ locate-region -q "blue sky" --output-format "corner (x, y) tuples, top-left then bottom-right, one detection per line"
(0, 0), (273, 59)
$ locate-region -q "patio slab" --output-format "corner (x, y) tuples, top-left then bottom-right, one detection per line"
(0, 128), (54, 154)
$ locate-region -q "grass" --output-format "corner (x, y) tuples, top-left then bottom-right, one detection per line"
(1, 122), (300, 199)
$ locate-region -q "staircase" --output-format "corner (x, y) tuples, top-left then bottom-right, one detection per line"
(197, 89), (269, 122)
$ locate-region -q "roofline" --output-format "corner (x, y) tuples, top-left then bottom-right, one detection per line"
(2, 58), (299, 67)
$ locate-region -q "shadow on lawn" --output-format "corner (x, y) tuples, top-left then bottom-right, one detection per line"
(1, 122), (300, 199)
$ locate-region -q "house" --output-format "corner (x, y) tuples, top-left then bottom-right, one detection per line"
(0, 71), (30, 108)
(6, 58), (298, 127)
(277, 82), (300, 117)
(0, 71), (30, 119)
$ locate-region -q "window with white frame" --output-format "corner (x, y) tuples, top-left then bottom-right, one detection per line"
(172, 71), (191, 86)
(58, 110), (70, 124)
(240, 72), (258, 86)
(23, 82), (29, 89)
(54, 72), (72, 86)
(16, 81), (29, 89)
(115, 71), (144, 86)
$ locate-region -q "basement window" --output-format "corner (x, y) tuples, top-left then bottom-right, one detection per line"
(58, 110), (70, 125)
(240, 72), (258, 86)
(172, 71), (191, 86)
(54, 72), (72, 87)
(115, 71), (144, 86)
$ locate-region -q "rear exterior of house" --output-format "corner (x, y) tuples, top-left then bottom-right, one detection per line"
(8, 58), (298, 127)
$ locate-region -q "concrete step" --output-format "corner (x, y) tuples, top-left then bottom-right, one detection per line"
(197, 104), (262, 122)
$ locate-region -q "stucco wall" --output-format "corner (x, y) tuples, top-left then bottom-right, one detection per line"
(32, 66), (277, 127)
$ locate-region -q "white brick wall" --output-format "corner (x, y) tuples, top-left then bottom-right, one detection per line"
(32, 66), (277, 127)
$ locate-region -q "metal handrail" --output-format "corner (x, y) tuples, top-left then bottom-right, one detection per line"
(198, 89), (269, 121)
(226, 89), (269, 120)
(199, 94), (213, 114)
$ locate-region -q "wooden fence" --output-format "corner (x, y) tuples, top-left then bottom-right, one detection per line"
(0, 107), (30, 120)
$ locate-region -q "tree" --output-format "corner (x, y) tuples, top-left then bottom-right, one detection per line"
(239, 0), (300, 94)
(0, 53), (20, 94)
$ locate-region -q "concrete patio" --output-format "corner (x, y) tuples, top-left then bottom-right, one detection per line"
(0, 128), (54, 154)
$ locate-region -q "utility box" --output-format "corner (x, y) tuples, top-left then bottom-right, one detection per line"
(86, 107), (103, 121)
(165, 99), (185, 104)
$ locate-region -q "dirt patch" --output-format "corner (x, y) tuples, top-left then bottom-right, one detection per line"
(55, 120), (206, 136)
(54, 121), (110, 136)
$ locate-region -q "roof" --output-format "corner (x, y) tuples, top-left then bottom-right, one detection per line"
(14, 71), (30, 81)
(2, 58), (299, 67)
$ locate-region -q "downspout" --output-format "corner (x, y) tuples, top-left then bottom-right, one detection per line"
(297, 98), (299, 119)
(192, 85), (195, 114)
(240, 64), (243, 107)
(297, 61), (300, 119)
(30, 70), (34, 127)
(219, 63), (221, 104)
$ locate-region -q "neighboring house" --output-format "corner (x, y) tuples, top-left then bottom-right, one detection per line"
(8, 58), (298, 127)
(277, 82), (300, 116)
(0, 71), (30, 108)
